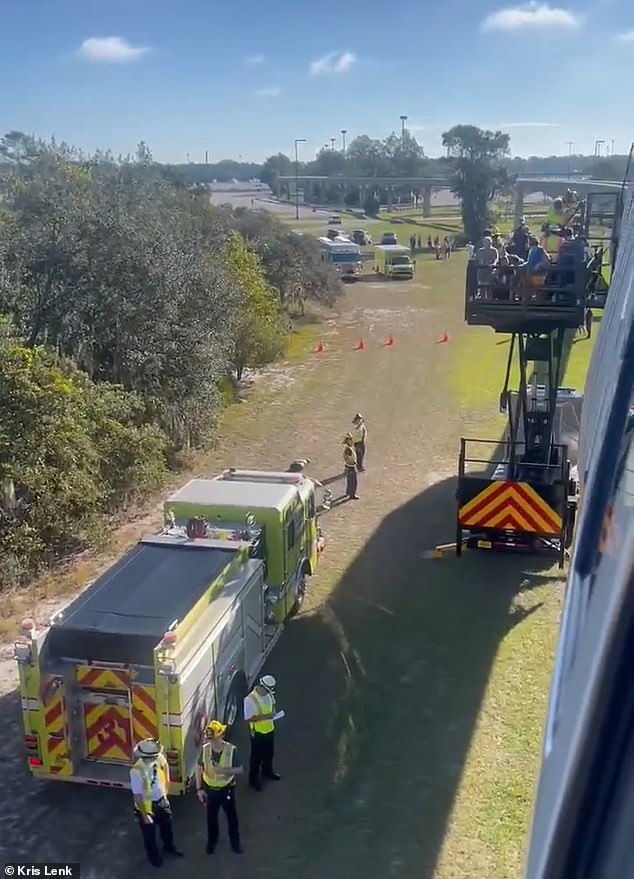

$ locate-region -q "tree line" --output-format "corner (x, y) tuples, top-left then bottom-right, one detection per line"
(173, 134), (630, 188)
(0, 132), (341, 589)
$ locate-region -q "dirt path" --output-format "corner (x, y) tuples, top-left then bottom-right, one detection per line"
(0, 264), (559, 879)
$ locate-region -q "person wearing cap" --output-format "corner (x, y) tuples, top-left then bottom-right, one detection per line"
(342, 434), (359, 500)
(195, 720), (244, 855)
(129, 738), (184, 867)
(244, 675), (281, 791)
(351, 414), (367, 472)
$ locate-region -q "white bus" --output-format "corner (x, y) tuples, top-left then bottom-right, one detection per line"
(318, 236), (363, 281)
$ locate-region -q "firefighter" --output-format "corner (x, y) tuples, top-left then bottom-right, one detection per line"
(244, 674), (281, 791)
(196, 720), (244, 855)
(342, 433), (359, 500)
(542, 197), (575, 256)
(129, 738), (184, 868)
(351, 413), (367, 471)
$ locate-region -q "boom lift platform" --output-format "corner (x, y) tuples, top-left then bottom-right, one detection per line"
(456, 192), (622, 567)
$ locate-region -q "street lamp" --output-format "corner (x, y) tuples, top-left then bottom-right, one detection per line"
(330, 137), (336, 151)
(294, 138), (306, 220)
(566, 141), (575, 178)
(400, 115), (407, 138)
(341, 129), (347, 153)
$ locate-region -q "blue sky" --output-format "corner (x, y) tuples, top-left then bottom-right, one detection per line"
(1, 0), (632, 162)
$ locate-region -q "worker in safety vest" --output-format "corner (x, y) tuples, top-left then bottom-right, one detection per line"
(129, 738), (184, 867)
(195, 720), (244, 855)
(542, 197), (575, 256)
(351, 413), (367, 472)
(342, 434), (359, 500)
(244, 675), (281, 791)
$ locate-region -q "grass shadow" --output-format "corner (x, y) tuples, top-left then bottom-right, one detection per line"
(261, 474), (557, 879)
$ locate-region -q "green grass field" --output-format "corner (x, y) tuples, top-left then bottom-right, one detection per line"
(286, 210), (597, 411)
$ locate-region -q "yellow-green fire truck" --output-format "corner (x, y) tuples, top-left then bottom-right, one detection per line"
(14, 469), (324, 795)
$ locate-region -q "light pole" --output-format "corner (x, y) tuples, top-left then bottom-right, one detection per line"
(341, 129), (347, 153)
(400, 115), (407, 138)
(294, 138), (306, 220)
(330, 137), (336, 151)
(566, 141), (574, 177)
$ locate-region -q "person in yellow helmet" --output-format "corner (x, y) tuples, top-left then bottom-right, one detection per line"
(129, 738), (184, 867)
(195, 720), (244, 855)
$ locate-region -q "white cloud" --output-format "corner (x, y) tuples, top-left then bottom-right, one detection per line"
(480, 3), (584, 32)
(244, 54), (265, 65)
(255, 87), (281, 98)
(616, 30), (634, 41)
(309, 51), (356, 76)
(77, 36), (150, 62)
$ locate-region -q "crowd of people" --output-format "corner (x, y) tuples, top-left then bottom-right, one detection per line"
(406, 232), (456, 259)
(466, 191), (595, 334)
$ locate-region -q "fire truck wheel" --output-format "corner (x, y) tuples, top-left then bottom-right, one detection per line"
(288, 571), (308, 618)
(223, 675), (247, 729)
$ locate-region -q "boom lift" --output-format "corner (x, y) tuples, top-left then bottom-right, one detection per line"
(457, 192), (622, 568)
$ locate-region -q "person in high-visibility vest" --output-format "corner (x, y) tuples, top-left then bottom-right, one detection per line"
(351, 413), (368, 471)
(342, 433), (360, 500)
(195, 720), (244, 855)
(244, 675), (281, 791)
(542, 196), (575, 255)
(129, 738), (184, 867)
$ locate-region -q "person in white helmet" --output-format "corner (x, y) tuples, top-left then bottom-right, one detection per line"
(244, 674), (280, 791)
(129, 738), (184, 867)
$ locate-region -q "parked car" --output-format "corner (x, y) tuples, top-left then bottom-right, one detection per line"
(380, 231), (398, 245)
(328, 215), (342, 225)
(352, 229), (372, 245)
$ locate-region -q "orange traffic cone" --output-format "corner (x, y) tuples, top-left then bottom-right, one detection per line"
(354, 339), (365, 350)
(383, 335), (395, 347)
(436, 332), (449, 344)
(313, 341), (325, 353)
